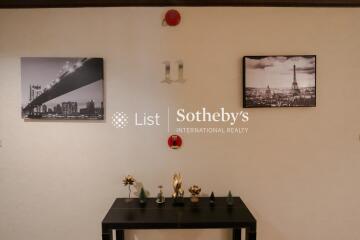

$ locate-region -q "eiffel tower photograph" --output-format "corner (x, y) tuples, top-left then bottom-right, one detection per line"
(243, 55), (316, 108)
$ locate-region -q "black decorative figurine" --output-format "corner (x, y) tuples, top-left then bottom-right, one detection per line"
(226, 191), (234, 207)
(209, 192), (215, 206)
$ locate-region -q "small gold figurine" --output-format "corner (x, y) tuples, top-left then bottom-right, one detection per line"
(189, 185), (201, 203)
(172, 173), (185, 205)
(123, 175), (136, 199)
(172, 173), (184, 198)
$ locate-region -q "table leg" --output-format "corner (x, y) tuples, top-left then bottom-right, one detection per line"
(245, 225), (256, 240)
(248, 231), (256, 240)
(233, 228), (241, 240)
(116, 230), (124, 240)
(102, 226), (113, 240)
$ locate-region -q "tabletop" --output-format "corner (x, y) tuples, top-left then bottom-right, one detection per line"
(102, 197), (256, 229)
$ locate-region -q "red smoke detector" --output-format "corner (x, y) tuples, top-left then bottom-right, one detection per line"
(165, 9), (181, 26)
(168, 135), (182, 149)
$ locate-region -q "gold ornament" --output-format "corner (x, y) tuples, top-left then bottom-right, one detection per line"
(123, 175), (135, 186)
(123, 175), (136, 199)
(189, 185), (201, 203)
(172, 173), (184, 199)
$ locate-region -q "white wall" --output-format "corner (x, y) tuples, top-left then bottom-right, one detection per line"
(0, 7), (360, 240)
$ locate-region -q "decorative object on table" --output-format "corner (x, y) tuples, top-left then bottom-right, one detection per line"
(163, 9), (181, 26)
(243, 55), (316, 108)
(133, 181), (150, 197)
(139, 187), (147, 206)
(209, 192), (215, 206)
(156, 185), (166, 206)
(227, 191), (234, 207)
(172, 173), (185, 206)
(168, 135), (182, 149)
(123, 175), (136, 201)
(21, 57), (104, 120)
(189, 185), (202, 204)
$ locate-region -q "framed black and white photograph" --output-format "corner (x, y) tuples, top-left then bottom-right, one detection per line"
(21, 57), (104, 120)
(243, 55), (316, 108)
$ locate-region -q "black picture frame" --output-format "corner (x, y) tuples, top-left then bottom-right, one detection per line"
(21, 57), (105, 120)
(243, 55), (316, 108)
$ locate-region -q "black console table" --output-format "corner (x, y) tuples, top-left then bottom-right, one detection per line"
(102, 197), (256, 240)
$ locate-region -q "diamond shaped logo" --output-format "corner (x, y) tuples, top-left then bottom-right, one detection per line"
(112, 112), (129, 129)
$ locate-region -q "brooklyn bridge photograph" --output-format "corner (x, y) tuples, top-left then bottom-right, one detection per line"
(243, 55), (316, 108)
(21, 57), (104, 120)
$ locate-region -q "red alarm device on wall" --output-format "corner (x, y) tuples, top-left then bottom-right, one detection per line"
(164, 9), (181, 26)
(168, 135), (182, 149)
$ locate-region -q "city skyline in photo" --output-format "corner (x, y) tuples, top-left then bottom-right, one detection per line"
(245, 56), (316, 89)
(21, 57), (104, 119)
(244, 56), (316, 108)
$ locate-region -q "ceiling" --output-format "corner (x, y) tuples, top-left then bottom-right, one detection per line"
(0, 0), (359, 8)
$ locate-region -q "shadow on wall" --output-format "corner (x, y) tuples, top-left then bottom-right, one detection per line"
(125, 229), (231, 240)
